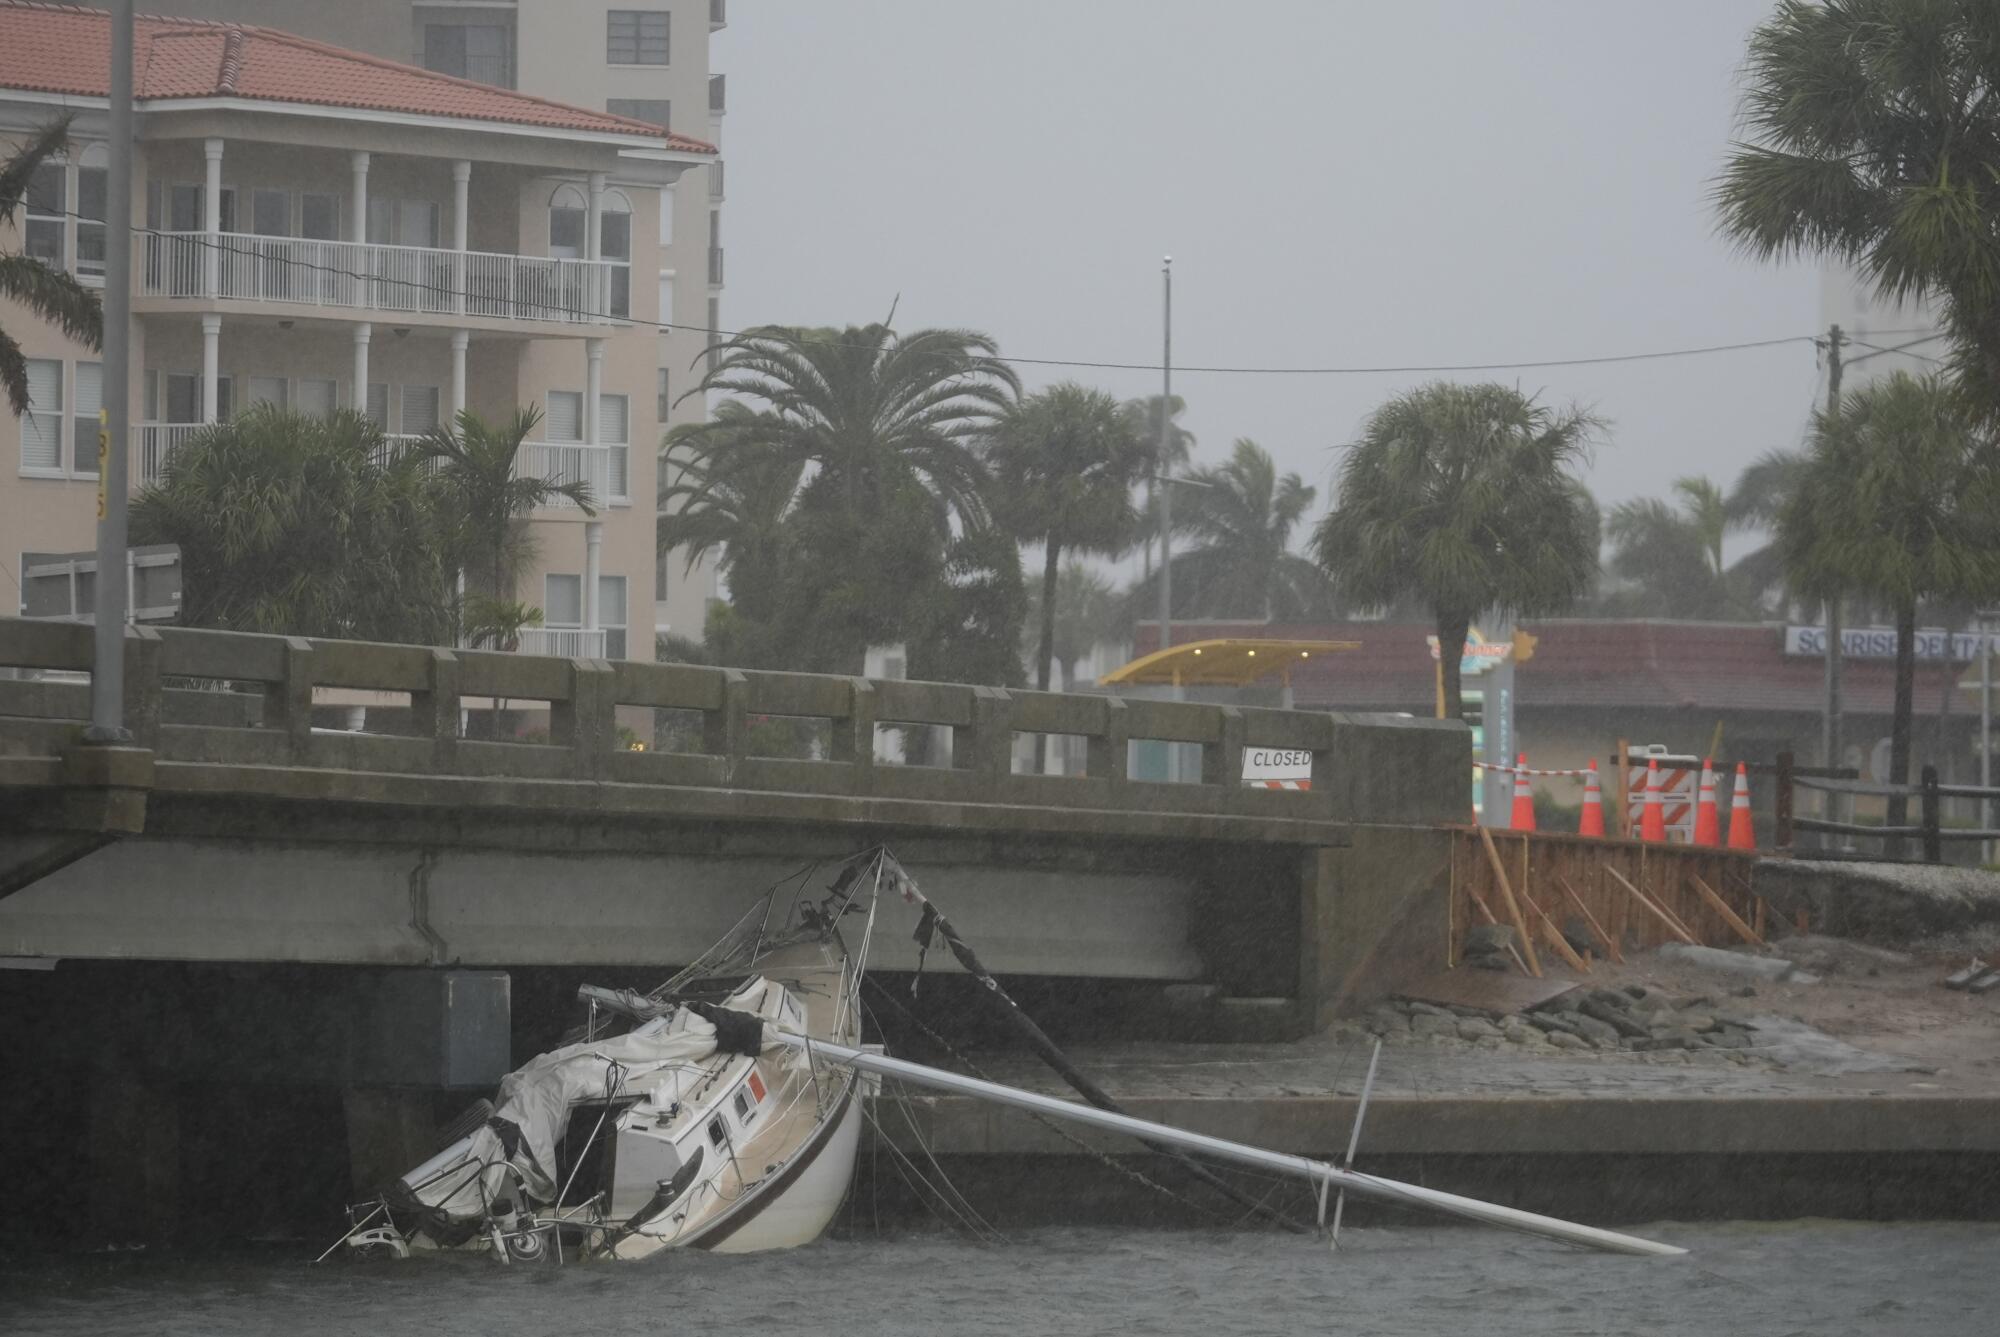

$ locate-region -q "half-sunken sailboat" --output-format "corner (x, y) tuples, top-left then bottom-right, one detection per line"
(338, 849), (1683, 1263)
(340, 852), (882, 1262)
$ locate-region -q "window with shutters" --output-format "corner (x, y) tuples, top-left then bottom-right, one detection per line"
(76, 159), (108, 281)
(25, 164), (64, 269)
(601, 392), (630, 502)
(544, 573), (583, 628)
(599, 575), (628, 659)
(607, 10), (669, 65)
(544, 390), (583, 442)
(423, 22), (514, 87)
(607, 99), (671, 130)
(298, 379), (337, 417)
(366, 383), (389, 429)
(602, 192), (632, 318)
(20, 359), (63, 475)
(657, 367), (670, 424)
(246, 376), (288, 411)
(70, 362), (101, 475)
(403, 385), (442, 436)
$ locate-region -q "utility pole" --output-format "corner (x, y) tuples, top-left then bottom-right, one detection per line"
(1821, 322), (1845, 841)
(85, 0), (135, 743)
(1156, 256), (1173, 659)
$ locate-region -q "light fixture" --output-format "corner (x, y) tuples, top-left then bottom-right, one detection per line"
(1299, 651), (1309, 659)
(393, 326), (411, 338)
(1247, 649), (1256, 657)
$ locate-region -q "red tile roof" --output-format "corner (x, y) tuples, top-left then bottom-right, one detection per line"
(0, 2), (716, 152)
(1135, 619), (1976, 718)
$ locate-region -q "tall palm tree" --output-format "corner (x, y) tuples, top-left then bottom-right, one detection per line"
(985, 382), (1148, 693)
(1778, 372), (2000, 844)
(130, 406), (455, 642)
(678, 323), (1018, 534)
(1121, 393), (1196, 578)
(1135, 438), (1338, 621)
(1313, 382), (1603, 721)
(1603, 476), (1737, 619)
(1, 117), (103, 413)
(659, 402), (807, 608)
(1716, 0), (2000, 415)
(414, 406), (596, 614)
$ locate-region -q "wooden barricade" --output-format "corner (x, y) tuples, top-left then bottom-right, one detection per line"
(1447, 826), (1761, 972)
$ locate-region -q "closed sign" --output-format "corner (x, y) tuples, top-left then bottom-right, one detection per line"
(1243, 748), (1313, 788)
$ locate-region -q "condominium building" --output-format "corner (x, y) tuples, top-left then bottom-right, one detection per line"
(137, 0), (731, 639)
(1, 2), (716, 665)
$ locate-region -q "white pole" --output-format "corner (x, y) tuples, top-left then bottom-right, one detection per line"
(86, 0), (135, 742)
(780, 1034), (1685, 1258)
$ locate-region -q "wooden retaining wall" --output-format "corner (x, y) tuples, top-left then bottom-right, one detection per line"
(1447, 827), (1763, 973)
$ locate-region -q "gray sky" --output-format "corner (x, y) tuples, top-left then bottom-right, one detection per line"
(715, 0), (1822, 529)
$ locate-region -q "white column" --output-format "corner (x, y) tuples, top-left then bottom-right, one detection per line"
(199, 314), (221, 423)
(584, 521), (604, 648)
(585, 170), (606, 316)
(584, 336), (605, 505)
(451, 160), (470, 316)
(449, 329), (469, 422)
(352, 323), (371, 420)
(350, 151), (370, 242)
(202, 137), (223, 298)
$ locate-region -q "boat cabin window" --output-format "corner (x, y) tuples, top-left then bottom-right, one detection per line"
(707, 1116), (726, 1147)
(732, 1089), (754, 1124)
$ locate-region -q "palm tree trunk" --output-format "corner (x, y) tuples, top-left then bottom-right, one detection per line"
(1886, 598), (1917, 857)
(1034, 540), (1061, 774)
(1436, 609), (1471, 724)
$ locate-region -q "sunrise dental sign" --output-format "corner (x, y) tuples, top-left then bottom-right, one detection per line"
(1784, 626), (2000, 662)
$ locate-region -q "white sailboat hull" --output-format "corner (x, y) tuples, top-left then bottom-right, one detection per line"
(706, 1085), (866, 1253)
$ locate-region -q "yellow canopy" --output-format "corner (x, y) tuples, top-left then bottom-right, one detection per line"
(1097, 638), (1360, 688)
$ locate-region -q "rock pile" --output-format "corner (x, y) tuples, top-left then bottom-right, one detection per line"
(1363, 985), (1764, 1062)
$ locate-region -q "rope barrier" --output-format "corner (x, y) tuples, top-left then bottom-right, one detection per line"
(1471, 760), (1594, 777)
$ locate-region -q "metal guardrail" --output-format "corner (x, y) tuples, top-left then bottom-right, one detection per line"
(0, 618), (1434, 821)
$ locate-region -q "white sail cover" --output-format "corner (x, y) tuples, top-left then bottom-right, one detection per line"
(405, 1000), (773, 1226)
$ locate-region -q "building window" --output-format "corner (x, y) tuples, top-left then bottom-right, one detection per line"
(297, 378), (337, 417)
(657, 272), (674, 326)
(544, 573), (583, 628)
(70, 362), (101, 475)
(657, 184), (674, 246)
(368, 198), (440, 248)
(600, 574), (628, 659)
(601, 392), (630, 502)
(423, 23), (513, 87)
(25, 163), (64, 269)
(608, 99), (671, 131)
(656, 367), (670, 423)
(602, 192), (632, 319)
(544, 390), (583, 442)
(655, 546), (670, 603)
(366, 383), (390, 429)
(76, 160), (108, 281)
(300, 192), (340, 241)
(607, 10), (669, 65)
(707, 296), (721, 369)
(403, 385), (442, 436)
(246, 376), (287, 410)
(163, 371), (232, 424)
(20, 358), (63, 474)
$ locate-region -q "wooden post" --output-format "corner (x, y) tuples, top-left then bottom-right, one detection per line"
(1478, 826), (1542, 976)
(1775, 749), (1795, 852)
(1605, 865), (1699, 946)
(1526, 893), (1590, 973)
(1614, 739), (1631, 839)
(1556, 873), (1622, 963)
(1690, 872), (1763, 948)
(1921, 764), (1942, 865)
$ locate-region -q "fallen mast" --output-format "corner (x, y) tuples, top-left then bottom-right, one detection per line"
(779, 1034), (1687, 1258)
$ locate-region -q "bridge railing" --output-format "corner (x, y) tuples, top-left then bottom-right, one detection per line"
(0, 618), (1466, 824)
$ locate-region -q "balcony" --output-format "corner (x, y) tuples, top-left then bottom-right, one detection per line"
(512, 627), (607, 658)
(519, 440), (626, 509)
(138, 232), (628, 326)
(709, 73), (726, 116)
(132, 422), (203, 485)
(708, 246), (725, 287)
(710, 0), (727, 30)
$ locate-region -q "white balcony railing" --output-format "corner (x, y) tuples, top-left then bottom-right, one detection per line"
(519, 440), (625, 509)
(138, 231), (628, 325)
(132, 422), (204, 484)
(513, 627), (608, 658)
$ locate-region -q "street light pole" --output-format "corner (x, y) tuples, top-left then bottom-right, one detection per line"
(86, 0), (135, 743)
(1155, 256), (1173, 658)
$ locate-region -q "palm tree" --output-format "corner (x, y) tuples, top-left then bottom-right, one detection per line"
(1134, 438), (1338, 621)
(1121, 393), (1196, 577)
(659, 403), (807, 609)
(1603, 476), (1736, 619)
(1723, 448), (1810, 615)
(2, 117), (102, 413)
(1024, 560), (1120, 690)
(1716, 0), (2000, 415)
(985, 382), (1148, 693)
(677, 323), (1018, 534)
(414, 406), (595, 610)
(1778, 372), (2000, 845)
(130, 405), (455, 641)
(1313, 382), (1603, 721)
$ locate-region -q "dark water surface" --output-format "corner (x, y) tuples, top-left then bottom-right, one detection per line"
(5, 1222), (1996, 1337)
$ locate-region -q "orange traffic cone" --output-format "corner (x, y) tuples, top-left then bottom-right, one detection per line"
(1692, 758), (1721, 847)
(1639, 758), (1667, 842)
(1578, 760), (1606, 837)
(1509, 753), (1536, 831)
(1726, 762), (1757, 851)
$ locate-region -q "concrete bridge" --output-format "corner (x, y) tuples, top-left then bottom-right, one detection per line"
(1, 615), (1465, 1026)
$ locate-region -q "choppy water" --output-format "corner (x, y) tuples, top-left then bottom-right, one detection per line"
(5, 1223), (1996, 1337)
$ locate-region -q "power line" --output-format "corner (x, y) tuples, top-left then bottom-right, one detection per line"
(67, 218), (1838, 378)
(1846, 333), (1948, 366)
